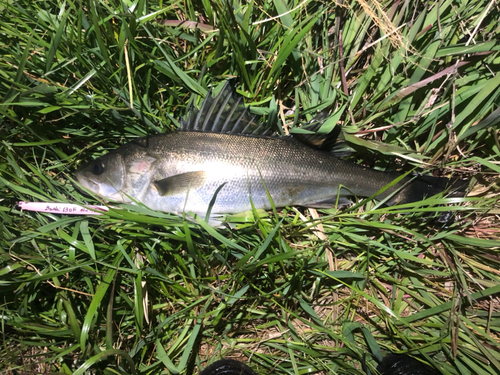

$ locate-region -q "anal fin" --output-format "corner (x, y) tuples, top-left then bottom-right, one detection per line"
(305, 197), (353, 208)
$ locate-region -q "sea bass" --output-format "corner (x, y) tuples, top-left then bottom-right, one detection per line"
(76, 82), (455, 224)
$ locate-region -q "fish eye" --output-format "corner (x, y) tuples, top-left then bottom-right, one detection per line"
(91, 159), (105, 175)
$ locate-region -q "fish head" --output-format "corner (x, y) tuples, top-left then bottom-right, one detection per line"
(76, 151), (129, 202)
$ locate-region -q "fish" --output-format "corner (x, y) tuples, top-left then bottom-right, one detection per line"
(76, 82), (461, 225)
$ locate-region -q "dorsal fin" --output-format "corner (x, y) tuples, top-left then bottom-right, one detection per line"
(291, 119), (353, 157)
(180, 81), (272, 135)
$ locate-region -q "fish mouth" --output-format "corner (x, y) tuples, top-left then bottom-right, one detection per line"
(75, 171), (101, 195)
(75, 168), (131, 203)
(74, 162), (107, 195)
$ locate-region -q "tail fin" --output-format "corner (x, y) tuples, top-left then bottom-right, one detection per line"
(391, 175), (468, 205)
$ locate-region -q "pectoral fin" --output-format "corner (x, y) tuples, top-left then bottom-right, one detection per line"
(154, 171), (207, 196)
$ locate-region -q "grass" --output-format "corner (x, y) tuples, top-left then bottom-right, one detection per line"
(1, 0), (499, 374)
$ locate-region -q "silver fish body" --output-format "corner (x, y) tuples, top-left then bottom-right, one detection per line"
(76, 83), (453, 223)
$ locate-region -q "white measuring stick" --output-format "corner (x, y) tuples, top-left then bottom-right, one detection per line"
(18, 201), (109, 215)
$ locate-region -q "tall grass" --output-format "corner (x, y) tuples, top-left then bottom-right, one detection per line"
(1, 0), (499, 374)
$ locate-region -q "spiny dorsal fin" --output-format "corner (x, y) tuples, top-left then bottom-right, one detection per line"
(180, 81), (272, 136)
